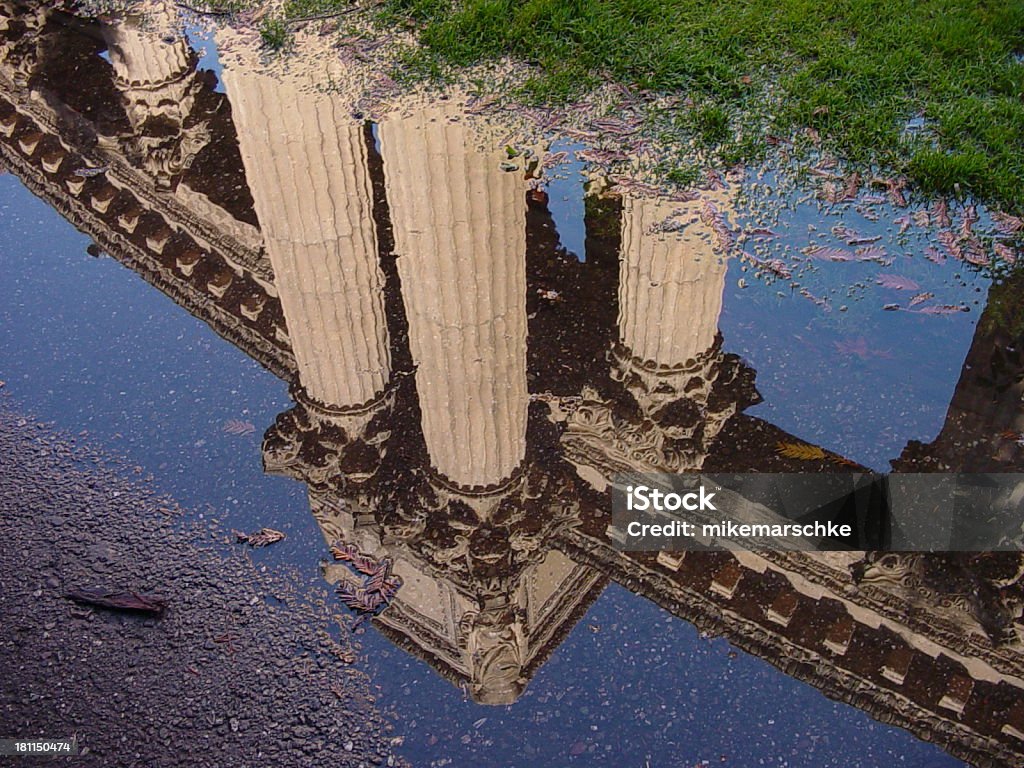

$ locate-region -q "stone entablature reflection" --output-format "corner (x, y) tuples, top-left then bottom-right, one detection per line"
(0, 2), (286, 374)
(303, 456), (604, 706)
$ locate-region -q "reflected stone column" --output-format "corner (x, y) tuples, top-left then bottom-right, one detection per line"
(222, 60), (390, 411)
(613, 192), (734, 430)
(103, 1), (192, 96)
(618, 195), (727, 370)
(561, 190), (753, 480)
(379, 104), (528, 490)
(101, 1), (209, 185)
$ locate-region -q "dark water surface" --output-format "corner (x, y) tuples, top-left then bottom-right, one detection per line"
(2, 4), (1023, 767)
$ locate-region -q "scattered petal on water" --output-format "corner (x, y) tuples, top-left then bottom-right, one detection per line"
(223, 418), (255, 436)
(876, 273), (920, 291)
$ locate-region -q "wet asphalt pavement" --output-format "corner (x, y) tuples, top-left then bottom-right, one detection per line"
(0, 399), (401, 768)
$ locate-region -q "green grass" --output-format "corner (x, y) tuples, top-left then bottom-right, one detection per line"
(282, 0), (352, 18)
(375, 0), (1024, 212)
(259, 17), (289, 49)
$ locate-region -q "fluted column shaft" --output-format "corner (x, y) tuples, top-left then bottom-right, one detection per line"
(379, 105), (528, 488)
(104, 2), (190, 84)
(223, 63), (390, 408)
(618, 196), (728, 367)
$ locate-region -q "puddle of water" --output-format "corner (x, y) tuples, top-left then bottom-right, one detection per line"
(187, 23), (226, 93)
(2, 4), (1022, 768)
(544, 137), (589, 261)
(723, 172), (991, 470)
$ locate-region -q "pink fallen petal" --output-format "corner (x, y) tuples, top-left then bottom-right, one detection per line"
(994, 242), (1018, 264)
(803, 245), (851, 261)
(876, 273), (921, 291)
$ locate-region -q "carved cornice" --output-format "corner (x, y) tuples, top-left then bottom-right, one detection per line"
(0, 60), (273, 285)
(262, 384), (395, 490)
(760, 551), (1024, 681)
(562, 338), (759, 479)
(380, 466), (585, 600)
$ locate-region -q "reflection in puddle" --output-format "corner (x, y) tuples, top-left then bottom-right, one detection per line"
(1, 2), (1022, 766)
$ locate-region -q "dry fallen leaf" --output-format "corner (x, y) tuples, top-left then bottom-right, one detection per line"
(909, 292), (935, 307)
(803, 245), (851, 262)
(993, 211), (1023, 235)
(931, 198), (952, 228)
(235, 527), (286, 547)
(994, 242), (1018, 265)
(937, 230), (962, 261)
(854, 245), (890, 263)
(962, 236), (990, 266)
(834, 338), (871, 360)
(776, 442), (827, 461)
(885, 177), (908, 207)
(914, 304), (968, 315)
